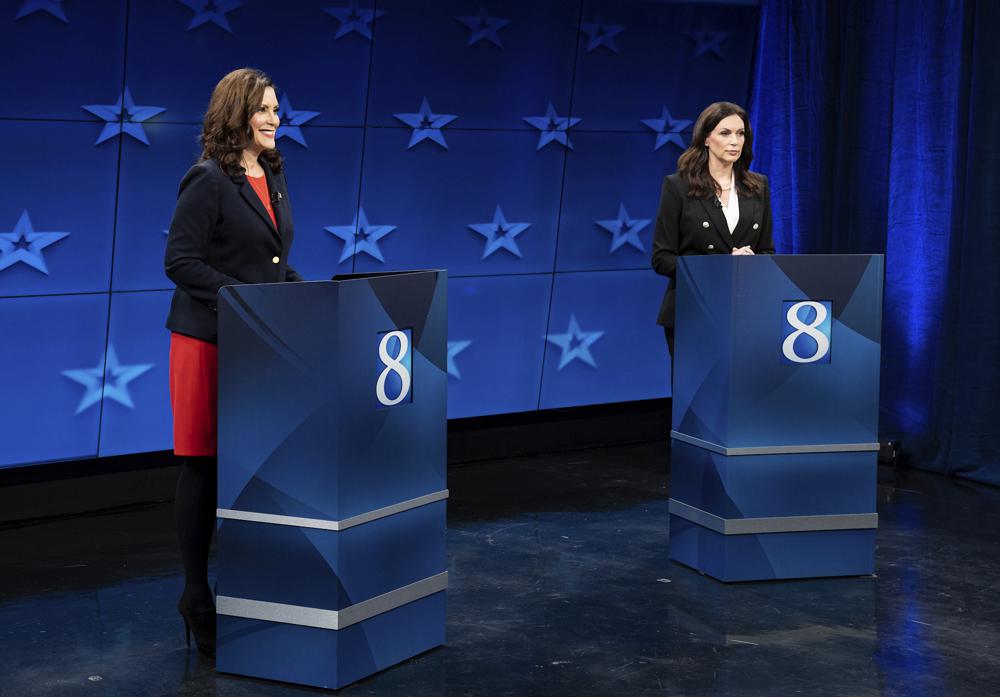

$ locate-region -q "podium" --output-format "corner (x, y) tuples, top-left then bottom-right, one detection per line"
(669, 255), (883, 582)
(214, 270), (448, 689)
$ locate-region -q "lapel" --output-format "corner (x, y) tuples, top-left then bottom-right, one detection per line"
(262, 164), (285, 237)
(696, 197), (734, 252)
(238, 167), (280, 240)
(730, 193), (758, 247)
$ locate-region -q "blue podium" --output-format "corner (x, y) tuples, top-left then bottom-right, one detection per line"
(669, 255), (883, 582)
(214, 270), (448, 689)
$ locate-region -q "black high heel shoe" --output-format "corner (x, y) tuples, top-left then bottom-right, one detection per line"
(178, 602), (216, 658)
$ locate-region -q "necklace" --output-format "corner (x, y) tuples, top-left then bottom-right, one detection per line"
(715, 174), (734, 191)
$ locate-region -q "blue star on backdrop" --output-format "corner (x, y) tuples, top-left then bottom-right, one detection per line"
(325, 208), (397, 263)
(178, 0), (244, 33)
(81, 88), (166, 146)
(276, 94), (319, 148)
(15, 0), (66, 22)
(455, 7), (509, 48)
(447, 340), (472, 379)
(545, 315), (604, 370)
(596, 203), (650, 254)
(687, 29), (730, 58)
(0, 210), (70, 274)
(579, 16), (624, 54)
(468, 206), (531, 259)
(323, 1), (383, 41)
(641, 106), (692, 151)
(523, 103), (581, 151)
(393, 98), (458, 150)
(61, 345), (154, 415)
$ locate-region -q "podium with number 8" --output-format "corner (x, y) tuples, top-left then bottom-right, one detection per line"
(215, 270), (448, 689)
(669, 255), (883, 582)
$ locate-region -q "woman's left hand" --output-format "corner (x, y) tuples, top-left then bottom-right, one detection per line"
(731, 246), (755, 255)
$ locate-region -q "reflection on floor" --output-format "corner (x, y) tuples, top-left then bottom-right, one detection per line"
(1, 441), (999, 696)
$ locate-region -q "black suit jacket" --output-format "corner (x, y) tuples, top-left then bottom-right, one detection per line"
(651, 172), (775, 327)
(164, 158), (303, 343)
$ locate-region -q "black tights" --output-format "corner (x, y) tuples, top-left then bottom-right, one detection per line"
(174, 456), (217, 612)
(664, 326), (675, 387)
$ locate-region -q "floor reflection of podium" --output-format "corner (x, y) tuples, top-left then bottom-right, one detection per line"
(666, 572), (877, 694)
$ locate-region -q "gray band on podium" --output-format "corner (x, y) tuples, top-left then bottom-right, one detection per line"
(216, 489), (449, 531)
(217, 572), (448, 631)
(669, 499), (878, 535)
(670, 430), (880, 456)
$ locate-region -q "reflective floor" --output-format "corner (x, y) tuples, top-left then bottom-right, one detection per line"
(2, 441), (999, 696)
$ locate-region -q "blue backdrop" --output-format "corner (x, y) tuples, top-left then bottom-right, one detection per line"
(0, 0), (758, 468)
(750, 0), (1000, 484)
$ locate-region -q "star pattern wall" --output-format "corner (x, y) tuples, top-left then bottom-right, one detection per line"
(523, 103), (582, 151)
(0, 211), (70, 274)
(178, 0), (244, 33)
(276, 94), (320, 148)
(546, 315), (605, 370)
(468, 206), (531, 260)
(394, 98), (458, 150)
(61, 345), (154, 415)
(323, 1), (383, 40)
(325, 209), (397, 263)
(82, 88), (166, 146)
(15, 0), (67, 22)
(5, 0), (754, 462)
(455, 8), (509, 48)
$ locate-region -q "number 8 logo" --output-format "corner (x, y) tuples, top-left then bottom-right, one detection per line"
(376, 330), (412, 406)
(782, 301), (831, 363)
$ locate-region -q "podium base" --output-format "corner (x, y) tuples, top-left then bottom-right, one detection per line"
(668, 515), (876, 582)
(217, 592), (446, 689)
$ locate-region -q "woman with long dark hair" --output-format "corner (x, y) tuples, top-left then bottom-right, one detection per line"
(651, 101), (775, 360)
(164, 67), (303, 657)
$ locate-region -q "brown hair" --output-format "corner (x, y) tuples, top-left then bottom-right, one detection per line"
(676, 101), (764, 199)
(199, 68), (283, 177)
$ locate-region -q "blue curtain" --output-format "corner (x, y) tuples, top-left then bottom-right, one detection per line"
(750, 0), (1000, 484)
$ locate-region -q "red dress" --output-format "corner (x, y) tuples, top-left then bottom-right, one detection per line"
(169, 173), (275, 456)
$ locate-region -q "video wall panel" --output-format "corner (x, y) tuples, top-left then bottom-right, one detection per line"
(366, 0), (579, 130)
(124, 0), (372, 126)
(1, 0), (757, 468)
(540, 270), (671, 409)
(112, 123), (203, 292)
(557, 131), (678, 273)
(447, 274), (552, 419)
(98, 291), (173, 457)
(0, 294), (110, 466)
(3, 121), (119, 297)
(573, 0), (758, 131)
(2, 0), (126, 120)
(354, 128), (565, 276)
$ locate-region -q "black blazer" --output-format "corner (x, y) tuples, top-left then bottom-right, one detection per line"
(164, 158), (303, 343)
(651, 172), (775, 327)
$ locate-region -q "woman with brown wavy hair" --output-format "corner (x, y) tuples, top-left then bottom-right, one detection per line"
(164, 67), (303, 657)
(651, 101), (775, 362)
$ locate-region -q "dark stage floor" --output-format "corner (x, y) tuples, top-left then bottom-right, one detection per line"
(2, 441), (999, 696)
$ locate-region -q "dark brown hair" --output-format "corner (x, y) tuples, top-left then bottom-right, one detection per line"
(676, 101), (764, 199)
(199, 68), (283, 177)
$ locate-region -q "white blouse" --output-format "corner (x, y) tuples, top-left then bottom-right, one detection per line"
(720, 187), (740, 234)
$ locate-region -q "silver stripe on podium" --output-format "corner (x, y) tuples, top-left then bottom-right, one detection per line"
(669, 499), (878, 535)
(670, 430), (880, 456)
(216, 489), (449, 531)
(217, 571), (448, 631)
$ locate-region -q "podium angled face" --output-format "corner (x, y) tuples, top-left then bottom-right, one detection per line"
(214, 270), (447, 689)
(669, 255), (883, 582)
